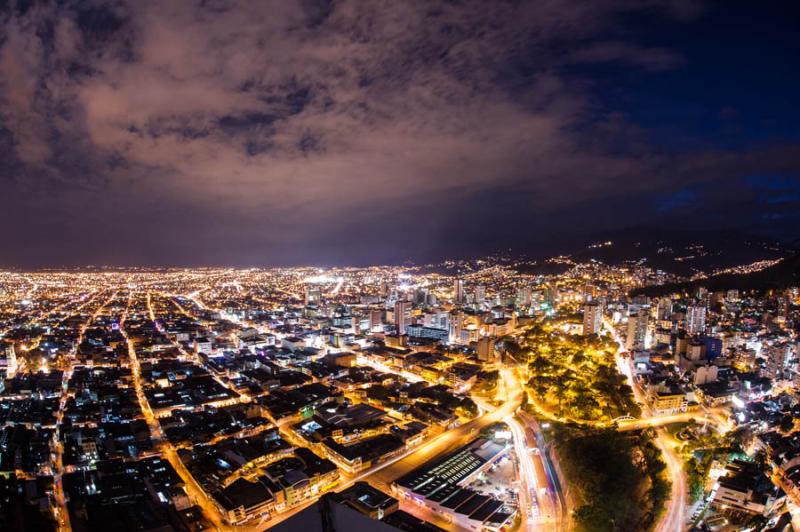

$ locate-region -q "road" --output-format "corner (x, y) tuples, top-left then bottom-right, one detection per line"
(517, 410), (566, 532)
(51, 290), (117, 532)
(471, 369), (558, 531)
(506, 414), (550, 531)
(121, 291), (231, 531)
(604, 318), (687, 532)
(616, 410), (729, 432)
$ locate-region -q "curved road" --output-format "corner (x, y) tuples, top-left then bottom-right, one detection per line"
(604, 318), (688, 532)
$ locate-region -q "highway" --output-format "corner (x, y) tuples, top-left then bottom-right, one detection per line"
(506, 413), (548, 531)
(517, 410), (565, 531)
(472, 369), (559, 531)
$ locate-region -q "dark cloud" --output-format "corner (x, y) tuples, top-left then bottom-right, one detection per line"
(0, 0), (798, 266)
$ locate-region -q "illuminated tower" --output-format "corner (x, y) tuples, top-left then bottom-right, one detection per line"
(454, 279), (464, 304)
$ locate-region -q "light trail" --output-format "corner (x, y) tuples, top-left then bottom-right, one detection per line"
(505, 414), (539, 531)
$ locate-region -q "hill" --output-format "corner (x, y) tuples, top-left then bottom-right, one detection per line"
(569, 228), (791, 276)
(633, 253), (800, 297)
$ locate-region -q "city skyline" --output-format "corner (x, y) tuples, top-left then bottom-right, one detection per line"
(1, 1), (800, 267)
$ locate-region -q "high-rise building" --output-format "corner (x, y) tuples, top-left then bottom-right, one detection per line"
(583, 302), (603, 335)
(423, 310), (449, 331)
(394, 300), (410, 335)
(763, 343), (791, 379)
(626, 308), (648, 351)
(454, 279), (464, 304)
(686, 305), (706, 335)
(0, 344), (17, 379)
(516, 285), (532, 307)
(779, 295), (790, 320)
(544, 285), (557, 309)
(656, 298), (673, 322)
(449, 311), (464, 344)
(476, 336), (496, 361)
(304, 285), (321, 306)
(475, 285), (485, 306)
(583, 283), (597, 302)
(369, 308), (383, 332)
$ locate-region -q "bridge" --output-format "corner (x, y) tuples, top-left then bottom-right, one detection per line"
(615, 410), (731, 433)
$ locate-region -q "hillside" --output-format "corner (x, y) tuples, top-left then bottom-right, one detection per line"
(633, 253), (800, 297)
(570, 228), (790, 276)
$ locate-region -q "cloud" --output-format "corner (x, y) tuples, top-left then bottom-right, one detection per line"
(0, 0), (798, 266)
(568, 41), (685, 71)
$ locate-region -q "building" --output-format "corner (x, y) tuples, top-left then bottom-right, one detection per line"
(0, 343), (17, 379)
(476, 337), (495, 362)
(336, 482), (400, 520)
(543, 285), (557, 308)
(406, 324), (449, 343)
(582, 302), (603, 336)
(656, 298), (673, 321)
(394, 438), (515, 531)
(393, 300), (411, 335)
(305, 285), (322, 306)
(686, 304), (706, 335)
(712, 460), (786, 516)
(694, 365), (718, 386)
(652, 392), (685, 415)
(454, 279), (464, 304)
(369, 309), (384, 332)
(474, 285), (485, 307)
(626, 308), (648, 351)
(271, 492), (412, 532)
(216, 476), (280, 524)
(763, 343), (791, 379)
(685, 340), (706, 363)
(516, 285), (532, 307)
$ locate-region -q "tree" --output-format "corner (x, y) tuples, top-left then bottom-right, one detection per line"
(459, 398), (478, 418)
(529, 355), (554, 375)
(780, 414), (794, 433)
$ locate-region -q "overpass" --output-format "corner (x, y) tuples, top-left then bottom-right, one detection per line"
(615, 409), (732, 433)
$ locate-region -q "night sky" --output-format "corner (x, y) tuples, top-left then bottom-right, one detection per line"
(1, 0), (799, 267)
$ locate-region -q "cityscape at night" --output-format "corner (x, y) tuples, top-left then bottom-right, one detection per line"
(2, 1), (800, 532)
